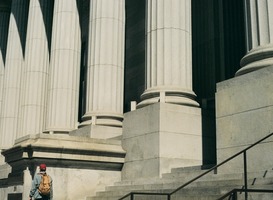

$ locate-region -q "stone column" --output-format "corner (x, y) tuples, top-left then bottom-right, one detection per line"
(0, 1), (10, 165)
(0, 0), (28, 149)
(236, 0), (273, 76)
(81, 0), (125, 127)
(45, 0), (81, 134)
(0, 3), (10, 146)
(122, 0), (202, 180)
(19, 0), (53, 138)
(137, 0), (199, 108)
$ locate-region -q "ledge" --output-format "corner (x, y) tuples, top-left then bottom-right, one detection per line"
(1, 134), (126, 171)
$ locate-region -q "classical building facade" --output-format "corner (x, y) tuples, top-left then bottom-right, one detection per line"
(0, 0), (273, 199)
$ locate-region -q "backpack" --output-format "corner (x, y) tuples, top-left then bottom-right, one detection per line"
(38, 173), (51, 196)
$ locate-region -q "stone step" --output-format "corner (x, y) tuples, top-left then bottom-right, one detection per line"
(112, 172), (268, 190)
(170, 165), (212, 173)
(88, 175), (273, 199)
(89, 185), (236, 200)
(106, 178), (243, 192)
(88, 180), (273, 200)
(163, 168), (273, 180)
(87, 168), (273, 200)
(112, 168), (273, 188)
(246, 193), (273, 200)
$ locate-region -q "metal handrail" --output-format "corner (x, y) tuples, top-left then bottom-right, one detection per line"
(170, 132), (273, 195)
(118, 132), (273, 200)
(119, 192), (170, 200)
(218, 188), (273, 200)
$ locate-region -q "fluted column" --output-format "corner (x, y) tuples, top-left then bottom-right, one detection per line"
(81, 0), (125, 127)
(19, 0), (53, 137)
(0, 4), (10, 125)
(45, 0), (81, 134)
(0, 0), (28, 149)
(236, 0), (273, 76)
(0, 2), (10, 150)
(137, 0), (199, 108)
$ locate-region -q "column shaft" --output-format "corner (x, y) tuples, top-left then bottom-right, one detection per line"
(137, 0), (199, 108)
(81, 0), (125, 127)
(0, 0), (28, 149)
(19, 0), (53, 137)
(237, 0), (273, 76)
(0, 4), (10, 149)
(45, 0), (81, 133)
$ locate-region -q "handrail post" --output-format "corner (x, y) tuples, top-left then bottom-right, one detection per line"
(243, 151), (248, 200)
(131, 193), (134, 200)
(167, 194), (171, 200)
(233, 190), (237, 200)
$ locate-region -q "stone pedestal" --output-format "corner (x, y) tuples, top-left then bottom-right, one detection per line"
(1, 133), (125, 200)
(216, 66), (273, 173)
(122, 103), (202, 180)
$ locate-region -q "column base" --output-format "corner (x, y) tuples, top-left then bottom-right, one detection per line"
(236, 44), (273, 76)
(70, 124), (122, 139)
(137, 87), (200, 109)
(79, 112), (123, 128)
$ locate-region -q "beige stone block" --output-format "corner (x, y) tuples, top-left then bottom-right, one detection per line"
(122, 103), (202, 180)
(160, 103), (201, 135)
(217, 106), (273, 148)
(217, 142), (273, 174)
(0, 163), (11, 179)
(123, 132), (159, 161)
(216, 66), (273, 118)
(160, 131), (202, 160)
(123, 104), (160, 139)
(216, 67), (273, 173)
(121, 158), (160, 180)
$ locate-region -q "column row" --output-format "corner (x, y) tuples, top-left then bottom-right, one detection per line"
(0, 0), (126, 149)
(1, 0), (272, 149)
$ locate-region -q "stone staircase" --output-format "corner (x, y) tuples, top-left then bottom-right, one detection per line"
(87, 166), (273, 200)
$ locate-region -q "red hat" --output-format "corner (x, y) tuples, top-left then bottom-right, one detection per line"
(39, 164), (46, 171)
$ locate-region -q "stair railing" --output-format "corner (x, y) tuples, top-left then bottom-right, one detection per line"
(218, 188), (273, 200)
(118, 132), (273, 200)
(118, 192), (171, 200)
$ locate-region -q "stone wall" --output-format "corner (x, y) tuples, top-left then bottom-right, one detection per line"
(216, 66), (273, 173)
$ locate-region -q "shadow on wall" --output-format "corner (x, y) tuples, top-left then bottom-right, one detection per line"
(124, 0), (146, 112)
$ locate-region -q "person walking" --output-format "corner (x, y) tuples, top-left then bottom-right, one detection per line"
(29, 164), (53, 200)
